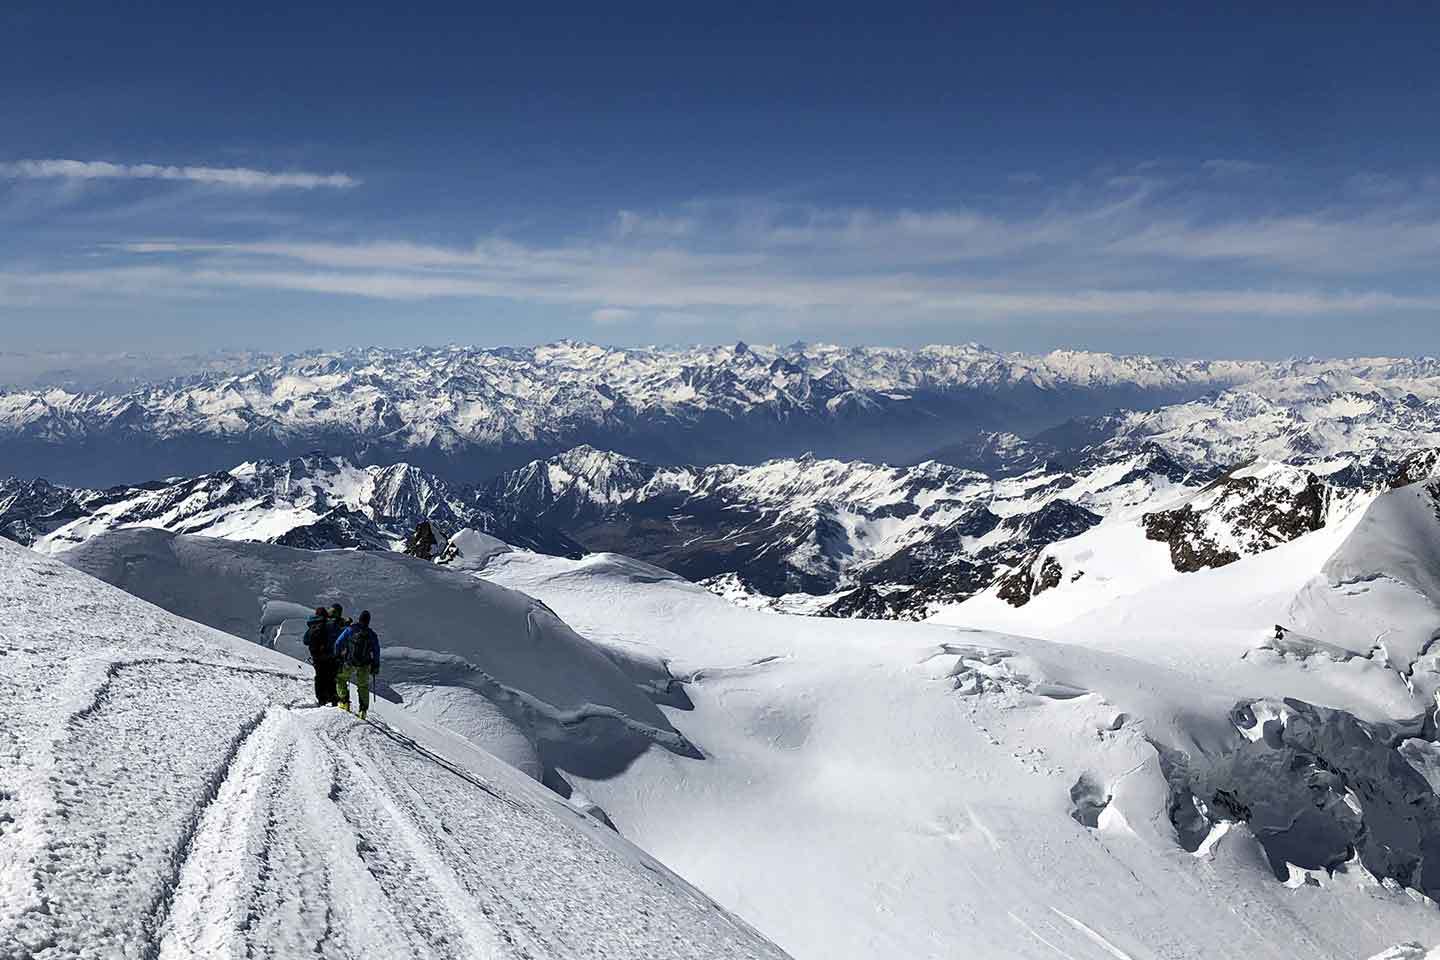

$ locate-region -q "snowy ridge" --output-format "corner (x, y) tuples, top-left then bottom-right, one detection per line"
(58, 528), (692, 781)
(16, 478), (1440, 956)
(0, 536), (787, 960)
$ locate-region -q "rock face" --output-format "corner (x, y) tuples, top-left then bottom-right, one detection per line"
(996, 554), (1067, 608)
(0, 477), (102, 545)
(891, 500), (1101, 615)
(818, 584), (900, 620)
(1142, 462), (1344, 573)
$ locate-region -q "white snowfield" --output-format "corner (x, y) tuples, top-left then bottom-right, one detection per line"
(474, 491), (1440, 960)
(0, 537), (787, 960)
(21, 476), (1440, 959)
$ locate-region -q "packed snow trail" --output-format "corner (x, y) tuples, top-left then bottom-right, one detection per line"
(0, 539), (788, 960)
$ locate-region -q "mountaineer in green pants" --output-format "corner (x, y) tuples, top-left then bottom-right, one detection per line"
(333, 610), (381, 719)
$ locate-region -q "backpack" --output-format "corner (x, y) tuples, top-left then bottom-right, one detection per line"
(339, 625), (376, 668)
(304, 617), (329, 656)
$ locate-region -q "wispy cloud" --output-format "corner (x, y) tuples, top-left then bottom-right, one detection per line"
(0, 158), (358, 190)
(10, 168), (1440, 332)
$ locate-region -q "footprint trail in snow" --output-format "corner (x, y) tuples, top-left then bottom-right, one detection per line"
(0, 539), (786, 960)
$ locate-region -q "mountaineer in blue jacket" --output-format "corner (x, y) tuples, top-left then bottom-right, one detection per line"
(334, 609), (381, 719)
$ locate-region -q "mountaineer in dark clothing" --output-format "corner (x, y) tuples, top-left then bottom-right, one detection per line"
(303, 607), (339, 706)
(334, 609), (381, 719)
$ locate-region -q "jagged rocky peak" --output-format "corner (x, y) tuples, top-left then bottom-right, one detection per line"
(1141, 460), (1357, 573)
(998, 498), (1101, 543)
(0, 476), (95, 546)
(368, 461), (458, 523)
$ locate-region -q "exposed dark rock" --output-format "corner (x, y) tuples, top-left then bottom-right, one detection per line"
(996, 554), (1064, 608)
(1143, 466), (1331, 573)
(403, 520), (439, 559)
(272, 507), (395, 551)
(818, 583), (902, 620)
(1390, 448), (1440, 489)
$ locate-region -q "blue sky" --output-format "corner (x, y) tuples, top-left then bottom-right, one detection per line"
(4, 2), (1440, 359)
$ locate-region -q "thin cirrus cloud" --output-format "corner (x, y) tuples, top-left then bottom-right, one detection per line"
(11, 175), (1440, 327)
(12, 235), (1438, 322)
(0, 158), (358, 190)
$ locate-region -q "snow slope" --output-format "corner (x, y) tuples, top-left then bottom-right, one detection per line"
(26, 484), (1440, 958)
(478, 547), (1440, 960)
(58, 528), (695, 783)
(0, 536), (787, 960)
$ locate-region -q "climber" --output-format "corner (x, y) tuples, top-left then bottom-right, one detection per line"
(303, 606), (338, 706)
(334, 609), (382, 719)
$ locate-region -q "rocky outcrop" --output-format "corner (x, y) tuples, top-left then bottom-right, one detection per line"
(1143, 463), (1336, 573)
(818, 583), (901, 620)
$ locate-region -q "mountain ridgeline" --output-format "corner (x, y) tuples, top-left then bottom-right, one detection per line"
(8, 437), (1440, 624)
(9, 340), (1427, 487)
(9, 343), (1440, 621)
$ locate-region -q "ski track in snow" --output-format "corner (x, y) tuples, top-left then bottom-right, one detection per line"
(0, 543), (787, 960)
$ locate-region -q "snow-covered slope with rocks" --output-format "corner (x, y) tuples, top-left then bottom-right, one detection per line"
(15, 340), (1433, 486)
(18, 468), (1440, 957)
(469, 495), (1440, 960)
(488, 442), (1202, 615)
(0, 535), (788, 960)
(0, 453), (581, 557)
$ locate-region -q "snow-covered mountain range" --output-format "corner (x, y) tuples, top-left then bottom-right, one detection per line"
(482, 443), (1196, 615)
(10, 341), (1440, 625)
(15, 344), (1440, 957)
(11, 340), (1440, 486)
(1, 454), (582, 557)
(5, 439), (1434, 623)
(26, 472), (1440, 958)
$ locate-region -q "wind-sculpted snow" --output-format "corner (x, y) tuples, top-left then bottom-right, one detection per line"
(59, 528), (698, 780)
(477, 546), (1440, 959)
(1205, 698), (1440, 893)
(0, 537), (788, 960)
(1285, 477), (1440, 703)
